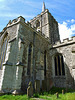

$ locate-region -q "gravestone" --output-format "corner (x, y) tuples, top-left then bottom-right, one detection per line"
(35, 80), (40, 93)
(42, 80), (46, 91)
(27, 82), (33, 97)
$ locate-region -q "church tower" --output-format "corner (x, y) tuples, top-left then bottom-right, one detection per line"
(30, 2), (60, 44)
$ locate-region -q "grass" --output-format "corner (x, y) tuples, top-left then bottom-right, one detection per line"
(0, 87), (75, 100)
(38, 93), (75, 100)
(33, 87), (75, 100)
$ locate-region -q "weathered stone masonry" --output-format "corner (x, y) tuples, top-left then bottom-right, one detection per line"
(0, 2), (75, 94)
(50, 37), (75, 88)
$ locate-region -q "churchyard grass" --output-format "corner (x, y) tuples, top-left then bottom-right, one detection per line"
(0, 87), (75, 100)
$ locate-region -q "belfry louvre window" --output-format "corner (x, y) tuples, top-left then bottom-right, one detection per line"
(27, 44), (32, 75)
(0, 35), (8, 69)
(54, 54), (65, 76)
(36, 20), (40, 28)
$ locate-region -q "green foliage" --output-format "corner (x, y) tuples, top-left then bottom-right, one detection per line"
(33, 93), (39, 98)
(0, 95), (29, 100)
(48, 87), (75, 94)
(39, 93), (75, 100)
(0, 87), (75, 100)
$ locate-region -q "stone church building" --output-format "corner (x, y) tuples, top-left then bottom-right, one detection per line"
(0, 3), (75, 93)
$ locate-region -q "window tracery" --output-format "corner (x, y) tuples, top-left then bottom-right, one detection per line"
(54, 54), (65, 76)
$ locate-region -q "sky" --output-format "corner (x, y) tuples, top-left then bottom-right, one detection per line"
(0, 0), (75, 41)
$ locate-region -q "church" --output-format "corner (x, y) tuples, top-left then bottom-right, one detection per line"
(0, 2), (75, 94)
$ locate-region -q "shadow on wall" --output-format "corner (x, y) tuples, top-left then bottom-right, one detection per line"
(51, 48), (75, 89)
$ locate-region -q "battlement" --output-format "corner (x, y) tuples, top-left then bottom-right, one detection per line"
(30, 9), (49, 22)
(7, 16), (25, 27)
(53, 36), (75, 48)
(6, 16), (49, 42)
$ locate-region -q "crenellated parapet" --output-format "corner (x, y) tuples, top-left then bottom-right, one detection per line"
(52, 36), (75, 48)
(26, 21), (31, 27)
(6, 16), (25, 27)
(6, 16), (50, 42)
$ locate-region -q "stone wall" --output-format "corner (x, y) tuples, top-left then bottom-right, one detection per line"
(0, 10), (75, 93)
(50, 37), (75, 88)
(0, 16), (52, 93)
(18, 19), (51, 91)
(0, 18), (24, 92)
(48, 12), (60, 44)
(30, 9), (60, 44)
(30, 10), (49, 38)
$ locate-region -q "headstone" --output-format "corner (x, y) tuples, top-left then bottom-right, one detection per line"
(56, 92), (59, 98)
(27, 82), (33, 97)
(35, 80), (40, 93)
(62, 90), (64, 94)
(46, 79), (51, 91)
(0, 90), (5, 96)
(42, 79), (51, 92)
(42, 80), (46, 91)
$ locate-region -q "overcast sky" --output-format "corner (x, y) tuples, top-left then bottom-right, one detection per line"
(0, 0), (75, 41)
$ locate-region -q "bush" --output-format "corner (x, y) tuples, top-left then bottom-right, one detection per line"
(33, 93), (39, 98)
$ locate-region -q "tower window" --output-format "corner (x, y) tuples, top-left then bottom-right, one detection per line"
(36, 20), (40, 28)
(54, 54), (65, 76)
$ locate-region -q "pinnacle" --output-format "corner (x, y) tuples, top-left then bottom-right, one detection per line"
(42, 2), (46, 12)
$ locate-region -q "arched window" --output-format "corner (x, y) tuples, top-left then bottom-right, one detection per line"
(54, 54), (65, 76)
(0, 34), (8, 69)
(27, 44), (32, 75)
